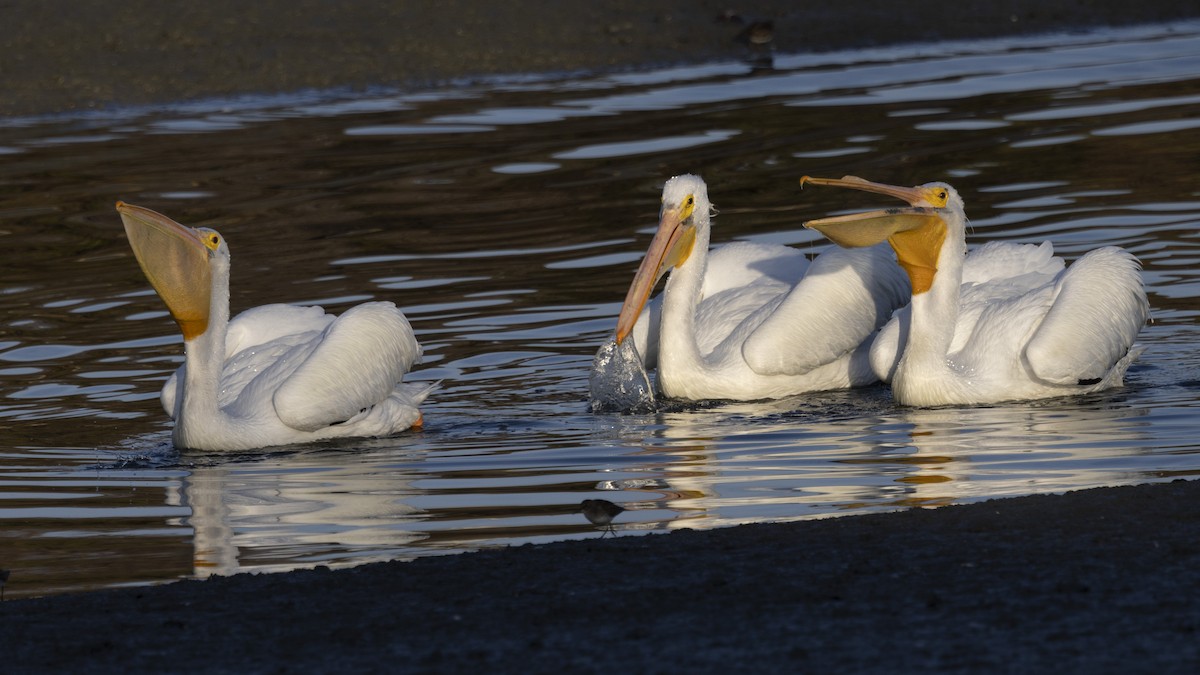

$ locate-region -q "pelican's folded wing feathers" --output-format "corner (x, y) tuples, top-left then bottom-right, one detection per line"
(962, 240), (1062, 284)
(743, 245), (909, 376)
(273, 302), (421, 431)
(224, 304), (335, 355)
(1023, 247), (1149, 384)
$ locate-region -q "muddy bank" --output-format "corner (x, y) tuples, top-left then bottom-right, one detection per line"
(3, 0), (1198, 117)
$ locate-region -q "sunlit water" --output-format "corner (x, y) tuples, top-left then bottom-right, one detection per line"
(3, 21), (1200, 598)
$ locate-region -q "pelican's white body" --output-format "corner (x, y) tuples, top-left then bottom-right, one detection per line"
(865, 186), (1149, 406)
(626, 174), (910, 401)
(161, 300), (431, 451)
(118, 202), (431, 451)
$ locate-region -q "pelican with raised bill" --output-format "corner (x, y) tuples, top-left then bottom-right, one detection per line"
(800, 176), (1150, 406)
(117, 202), (432, 451)
(590, 173), (910, 408)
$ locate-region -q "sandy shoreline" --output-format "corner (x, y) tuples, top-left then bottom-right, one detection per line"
(4, 1), (1200, 671)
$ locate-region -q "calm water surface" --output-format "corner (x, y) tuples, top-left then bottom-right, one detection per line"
(3, 22), (1200, 597)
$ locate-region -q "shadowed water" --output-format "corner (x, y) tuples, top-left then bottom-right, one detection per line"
(2, 21), (1200, 597)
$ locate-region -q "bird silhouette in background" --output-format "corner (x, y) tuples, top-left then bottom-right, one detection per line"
(718, 10), (775, 69)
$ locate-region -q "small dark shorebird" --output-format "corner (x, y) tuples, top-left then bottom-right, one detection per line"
(580, 499), (625, 537)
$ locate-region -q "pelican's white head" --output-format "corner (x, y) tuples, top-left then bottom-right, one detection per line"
(801, 176), (964, 295)
(661, 174), (711, 216)
(117, 202), (229, 341)
(614, 174), (712, 344)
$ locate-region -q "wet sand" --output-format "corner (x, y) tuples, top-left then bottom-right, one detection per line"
(4, 1), (1200, 672)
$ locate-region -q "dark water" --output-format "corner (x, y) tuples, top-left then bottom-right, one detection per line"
(2, 22), (1199, 598)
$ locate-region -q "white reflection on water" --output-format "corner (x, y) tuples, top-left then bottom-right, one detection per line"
(627, 390), (1171, 529)
(175, 459), (425, 577)
(553, 129), (740, 160)
(153, 391), (1163, 579)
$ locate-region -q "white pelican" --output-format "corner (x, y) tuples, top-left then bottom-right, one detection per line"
(801, 176), (1149, 406)
(603, 174), (910, 402)
(117, 202), (431, 451)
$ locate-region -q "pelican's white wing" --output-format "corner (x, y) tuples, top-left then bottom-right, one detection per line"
(700, 241), (809, 296)
(1023, 247), (1148, 384)
(745, 244), (908, 376)
(962, 240), (1062, 284)
(160, 303), (335, 417)
(693, 241), (808, 355)
(224, 304), (334, 355)
(953, 242), (1063, 354)
(272, 302), (421, 431)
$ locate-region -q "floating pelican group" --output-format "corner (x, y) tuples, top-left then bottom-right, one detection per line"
(117, 202), (431, 451)
(593, 174), (1148, 410)
(116, 169), (1150, 449)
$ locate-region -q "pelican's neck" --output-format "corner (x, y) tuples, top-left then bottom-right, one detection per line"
(897, 218), (967, 379)
(176, 256), (232, 446)
(657, 217), (712, 381)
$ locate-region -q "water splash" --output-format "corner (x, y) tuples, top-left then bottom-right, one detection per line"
(588, 339), (655, 413)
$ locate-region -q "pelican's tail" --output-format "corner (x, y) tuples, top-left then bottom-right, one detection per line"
(398, 380), (439, 406)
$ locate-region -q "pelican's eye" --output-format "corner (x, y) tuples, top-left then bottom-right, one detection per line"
(922, 187), (949, 208)
(198, 229), (223, 251)
(680, 194), (697, 221)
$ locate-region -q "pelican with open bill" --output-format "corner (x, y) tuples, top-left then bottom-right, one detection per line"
(800, 175), (1149, 406)
(118, 201), (433, 450)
